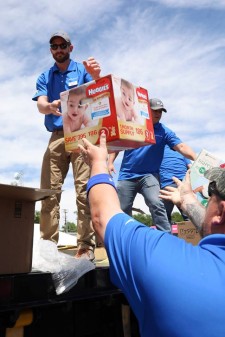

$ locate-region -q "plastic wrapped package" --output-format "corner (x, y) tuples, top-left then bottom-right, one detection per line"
(32, 239), (95, 295)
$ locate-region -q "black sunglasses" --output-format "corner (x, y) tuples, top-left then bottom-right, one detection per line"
(50, 43), (69, 50)
(208, 181), (225, 200)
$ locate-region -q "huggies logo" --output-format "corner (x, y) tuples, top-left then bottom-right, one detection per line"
(87, 78), (111, 98)
(88, 84), (109, 95)
(136, 88), (148, 101)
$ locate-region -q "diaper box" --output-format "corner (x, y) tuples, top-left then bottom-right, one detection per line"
(60, 74), (155, 152)
(190, 149), (224, 207)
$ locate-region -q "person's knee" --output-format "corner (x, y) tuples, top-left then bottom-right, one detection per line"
(149, 197), (165, 210)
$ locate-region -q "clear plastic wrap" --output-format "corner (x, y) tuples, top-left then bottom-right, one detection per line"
(32, 239), (95, 295)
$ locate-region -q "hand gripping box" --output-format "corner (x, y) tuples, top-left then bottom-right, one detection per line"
(60, 74), (155, 152)
(0, 183), (57, 274)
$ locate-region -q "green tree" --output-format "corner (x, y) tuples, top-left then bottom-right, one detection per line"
(62, 222), (77, 233)
(133, 211), (185, 227)
(133, 213), (153, 227)
(34, 210), (40, 224)
(171, 212), (184, 223)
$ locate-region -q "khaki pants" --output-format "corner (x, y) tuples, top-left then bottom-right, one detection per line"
(40, 131), (95, 251)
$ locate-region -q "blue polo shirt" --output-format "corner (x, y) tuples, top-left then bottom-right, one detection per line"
(105, 213), (225, 337)
(32, 60), (93, 132)
(118, 122), (182, 180)
(160, 144), (191, 188)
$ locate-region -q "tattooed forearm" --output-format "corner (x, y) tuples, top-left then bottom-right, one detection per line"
(185, 203), (206, 231)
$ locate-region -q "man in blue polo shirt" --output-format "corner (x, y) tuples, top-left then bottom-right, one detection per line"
(32, 31), (101, 261)
(79, 132), (225, 337)
(108, 98), (196, 232)
(160, 145), (192, 223)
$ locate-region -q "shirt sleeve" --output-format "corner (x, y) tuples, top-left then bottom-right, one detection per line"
(84, 71), (93, 83)
(76, 62), (93, 85)
(32, 72), (48, 101)
(163, 124), (182, 148)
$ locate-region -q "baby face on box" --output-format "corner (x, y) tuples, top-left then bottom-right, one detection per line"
(120, 79), (135, 114)
(114, 78), (145, 125)
(62, 86), (95, 134)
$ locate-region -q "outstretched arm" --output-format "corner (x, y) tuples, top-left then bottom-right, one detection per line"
(37, 96), (62, 116)
(173, 143), (197, 161)
(78, 132), (123, 242)
(159, 170), (206, 230)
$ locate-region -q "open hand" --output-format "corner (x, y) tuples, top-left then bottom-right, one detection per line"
(159, 170), (195, 208)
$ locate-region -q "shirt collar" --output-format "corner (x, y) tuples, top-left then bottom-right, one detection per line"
(199, 234), (225, 250)
(52, 59), (73, 73)
(153, 122), (160, 129)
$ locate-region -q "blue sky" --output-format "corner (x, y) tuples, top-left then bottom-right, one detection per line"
(0, 0), (225, 226)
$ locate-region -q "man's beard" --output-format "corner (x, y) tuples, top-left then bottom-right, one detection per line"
(53, 52), (70, 63)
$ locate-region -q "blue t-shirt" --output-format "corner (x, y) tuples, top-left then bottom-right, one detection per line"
(105, 213), (225, 337)
(160, 144), (191, 189)
(118, 122), (182, 180)
(32, 59), (93, 132)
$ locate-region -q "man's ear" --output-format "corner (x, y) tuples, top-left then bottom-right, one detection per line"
(217, 200), (225, 225)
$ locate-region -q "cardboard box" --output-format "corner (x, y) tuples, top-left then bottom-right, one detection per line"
(0, 183), (57, 274)
(173, 221), (202, 245)
(190, 149), (224, 207)
(60, 74), (155, 152)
